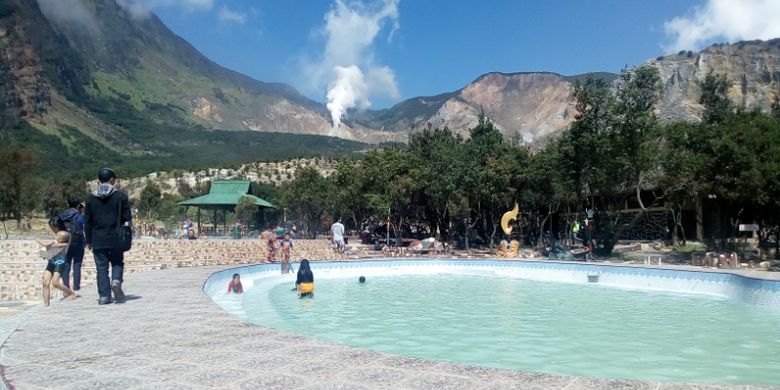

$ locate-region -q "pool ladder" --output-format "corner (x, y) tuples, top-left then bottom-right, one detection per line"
(644, 255), (662, 265)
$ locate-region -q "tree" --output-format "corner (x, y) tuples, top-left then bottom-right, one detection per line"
(280, 167), (330, 238)
(330, 157), (369, 230)
(137, 182), (162, 220)
(234, 196), (259, 229)
(360, 147), (416, 242)
(559, 75), (613, 209)
(407, 127), (464, 240)
(0, 146), (40, 227)
(462, 113), (518, 246)
(559, 66), (662, 253)
(700, 72), (733, 124)
(521, 141), (567, 248)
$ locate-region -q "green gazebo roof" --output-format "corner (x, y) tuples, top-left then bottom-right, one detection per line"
(178, 180), (276, 209)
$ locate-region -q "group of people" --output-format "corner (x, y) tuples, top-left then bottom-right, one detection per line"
(38, 168), (131, 306)
(262, 226), (296, 272)
(37, 167), (355, 307)
(226, 260), (366, 299)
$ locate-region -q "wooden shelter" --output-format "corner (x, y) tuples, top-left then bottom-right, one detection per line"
(178, 180), (276, 235)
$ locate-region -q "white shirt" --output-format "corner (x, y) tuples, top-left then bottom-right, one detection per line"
(331, 222), (345, 242)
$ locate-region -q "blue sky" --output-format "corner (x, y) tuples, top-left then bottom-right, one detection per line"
(131, 0), (780, 109)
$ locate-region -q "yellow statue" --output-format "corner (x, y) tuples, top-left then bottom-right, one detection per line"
(497, 239), (520, 258)
(501, 203), (519, 235)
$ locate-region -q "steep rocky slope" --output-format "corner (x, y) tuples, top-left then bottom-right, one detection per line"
(352, 72), (582, 141)
(355, 40), (780, 141)
(0, 0), (400, 151)
(651, 39), (780, 123)
(2, 0), (779, 157)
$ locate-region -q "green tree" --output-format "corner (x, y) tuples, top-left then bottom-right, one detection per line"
(360, 147), (416, 241)
(234, 195), (259, 229)
(137, 181), (162, 220)
(407, 127), (464, 240)
(597, 65), (662, 252)
(330, 157), (369, 230)
(462, 113), (518, 245)
(700, 72), (733, 124)
(522, 141), (568, 248)
(280, 167), (330, 237)
(559, 75), (613, 209)
(0, 146), (40, 227)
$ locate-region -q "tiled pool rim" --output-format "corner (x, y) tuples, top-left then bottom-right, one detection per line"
(2, 263), (777, 389)
(205, 259), (780, 309)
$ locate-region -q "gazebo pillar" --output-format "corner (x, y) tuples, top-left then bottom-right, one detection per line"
(214, 209), (218, 235)
(197, 207), (202, 236)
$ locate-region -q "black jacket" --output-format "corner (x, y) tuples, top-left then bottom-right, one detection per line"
(84, 184), (132, 250)
(296, 270), (314, 285)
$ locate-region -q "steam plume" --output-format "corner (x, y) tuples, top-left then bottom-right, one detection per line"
(305, 0), (400, 136)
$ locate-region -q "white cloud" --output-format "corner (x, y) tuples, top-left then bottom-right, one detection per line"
(36, 0), (99, 30)
(303, 0), (400, 133)
(218, 6), (246, 24)
(663, 0), (780, 53)
(116, 0), (215, 19)
(147, 0), (214, 10)
(116, 0), (151, 19)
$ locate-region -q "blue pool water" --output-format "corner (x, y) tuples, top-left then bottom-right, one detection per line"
(238, 272), (780, 384)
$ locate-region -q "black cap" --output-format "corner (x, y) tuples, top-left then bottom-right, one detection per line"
(98, 167), (117, 183)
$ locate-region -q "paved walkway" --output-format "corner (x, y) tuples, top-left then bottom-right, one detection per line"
(0, 266), (776, 390)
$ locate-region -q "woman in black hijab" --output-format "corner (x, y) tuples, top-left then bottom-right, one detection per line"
(296, 259), (314, 298)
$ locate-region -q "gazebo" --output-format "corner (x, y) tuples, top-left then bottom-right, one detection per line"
(178, 180), (276, 236)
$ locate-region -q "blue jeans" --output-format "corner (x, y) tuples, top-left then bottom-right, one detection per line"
(62, 245), (84, 290)
(92, 248), (124, 299)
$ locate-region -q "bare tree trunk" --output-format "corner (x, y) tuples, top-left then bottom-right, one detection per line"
(670, 203), (679, 247)
(695, 197), (704, 241)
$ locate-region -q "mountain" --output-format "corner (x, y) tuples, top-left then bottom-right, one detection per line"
(651, 39), (780, 123)
(0, 0), (385, 176)
(351, 72), (617, 142)
(1, 0), (779, 175)
(351, 41), (779, 141)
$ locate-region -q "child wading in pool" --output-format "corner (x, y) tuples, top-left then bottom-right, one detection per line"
(280, 232), (293, 274)
(226, 273), (243, 294)
(266, 234), (277, 263)
(295, 259), (314, 298)
(37, 217), (78, 306)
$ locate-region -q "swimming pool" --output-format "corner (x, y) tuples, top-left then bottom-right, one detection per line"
(205, 260), (780, 385)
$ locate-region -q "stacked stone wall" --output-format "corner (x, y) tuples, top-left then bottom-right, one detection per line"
(0, 238), (339, 302)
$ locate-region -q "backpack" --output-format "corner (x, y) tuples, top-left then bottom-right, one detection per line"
(60, 210), (83, 245)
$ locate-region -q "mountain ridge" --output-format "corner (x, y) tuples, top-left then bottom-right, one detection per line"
(1, 0), (779, 175)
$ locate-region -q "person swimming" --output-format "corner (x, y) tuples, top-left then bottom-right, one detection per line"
(359, 276), (366, 283)
(227, 273), (243, 294)
(295, 259), (314, 298)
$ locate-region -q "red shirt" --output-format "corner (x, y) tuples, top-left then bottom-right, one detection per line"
(227, 280), (243, 294)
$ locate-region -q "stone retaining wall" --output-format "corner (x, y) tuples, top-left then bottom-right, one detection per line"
(0, 238), (339, 302)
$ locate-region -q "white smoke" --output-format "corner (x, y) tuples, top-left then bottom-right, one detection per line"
(305, 0), (401, 135)
(663, 0), (780, 52)
(327, 66), (369, 134)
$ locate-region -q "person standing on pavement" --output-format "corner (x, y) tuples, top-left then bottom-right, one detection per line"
(84, 168), (132, 305)
(330, 217), (346, 260)
(59, 197), (85, 291)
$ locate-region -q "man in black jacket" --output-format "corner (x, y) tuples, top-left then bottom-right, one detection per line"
(84, 168), (132, 305)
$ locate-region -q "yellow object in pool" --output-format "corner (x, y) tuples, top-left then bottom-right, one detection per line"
(297, 283), (315, 294)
